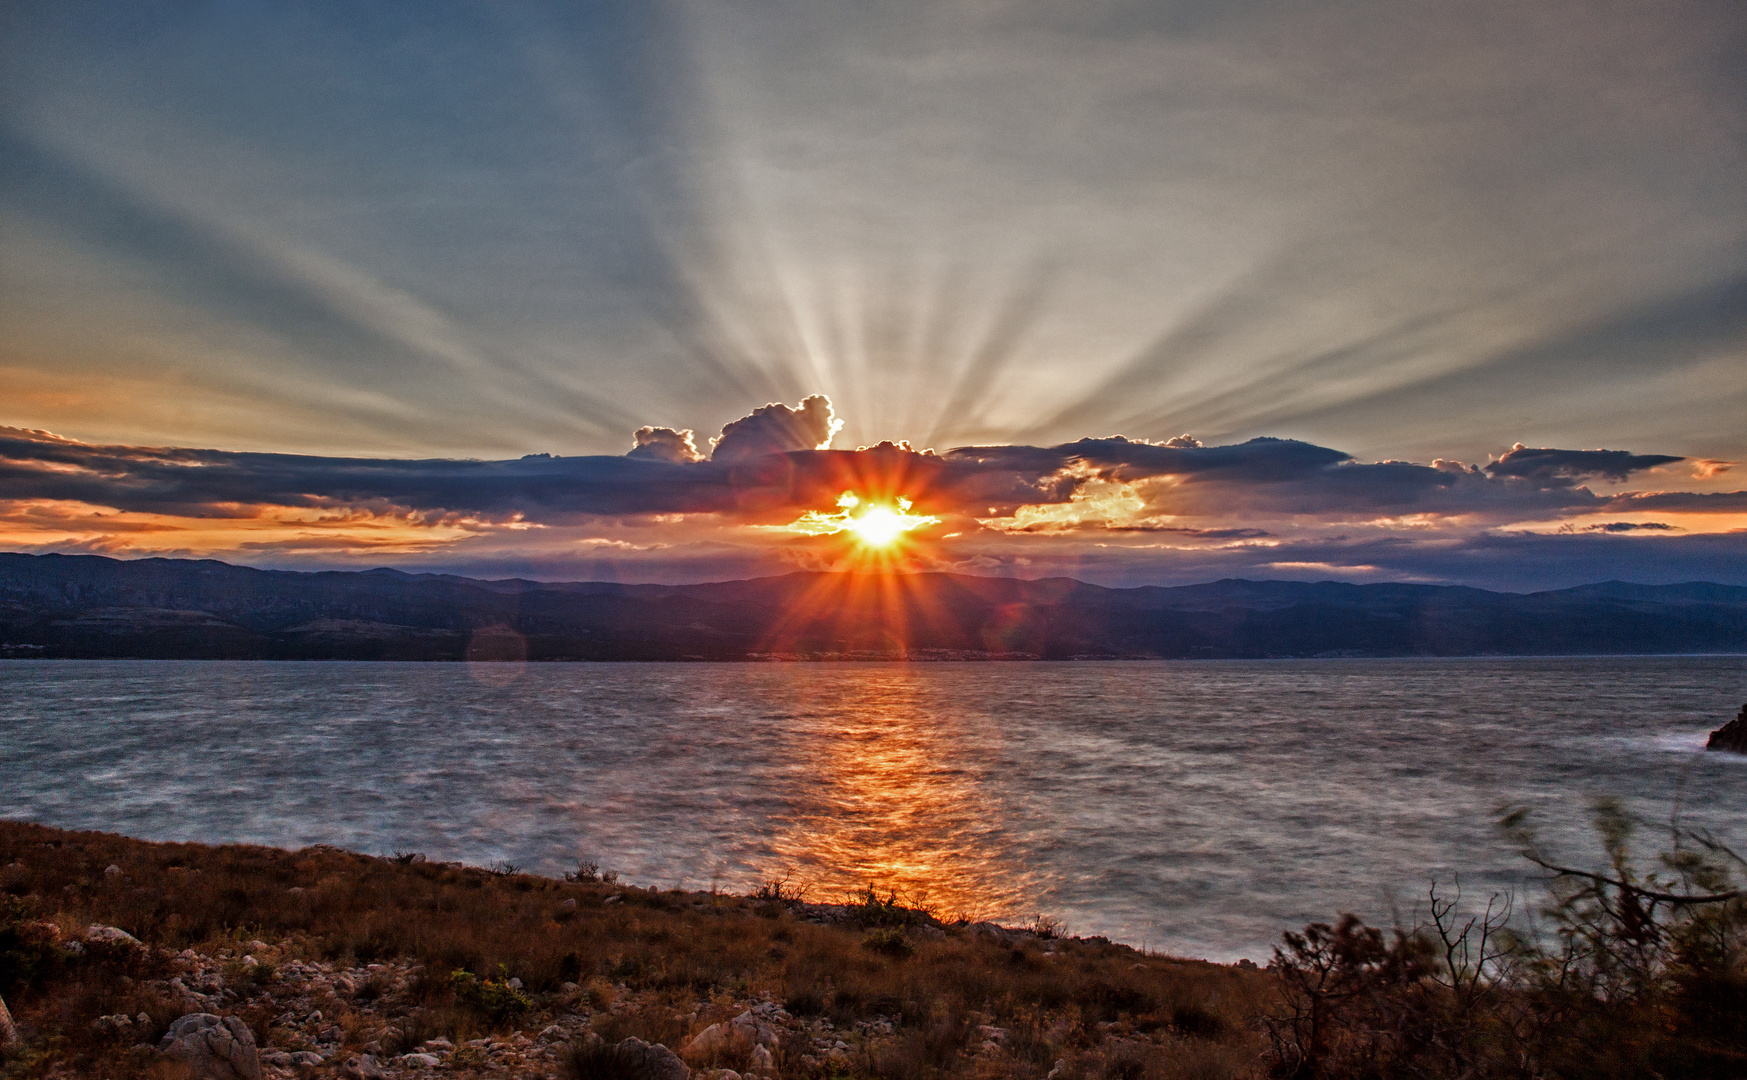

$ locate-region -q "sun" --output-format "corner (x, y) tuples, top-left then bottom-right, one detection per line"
(848, 503), (910, 548)
(787, 492), (939, 548)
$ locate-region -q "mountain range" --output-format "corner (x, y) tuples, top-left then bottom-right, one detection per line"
(2, 552), (1745, 661)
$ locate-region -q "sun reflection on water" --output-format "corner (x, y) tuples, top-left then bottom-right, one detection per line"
(764, 669), (1040, 920)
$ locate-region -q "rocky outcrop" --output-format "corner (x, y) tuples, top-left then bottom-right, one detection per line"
(1706, 704), (1747, 754)
(158, 1013), (263, 1080)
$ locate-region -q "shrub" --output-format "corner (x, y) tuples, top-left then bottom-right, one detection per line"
(1262, 801), (1747, 1079)
(862, 928), (914, 958)
(448, 965), (532, 1024)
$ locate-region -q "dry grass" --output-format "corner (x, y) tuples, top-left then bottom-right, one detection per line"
(0, 821), (1272, 1079)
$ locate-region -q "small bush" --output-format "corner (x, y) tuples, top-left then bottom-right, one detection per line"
(448, 965), (532, 1024)
(862, 928), (914, 958)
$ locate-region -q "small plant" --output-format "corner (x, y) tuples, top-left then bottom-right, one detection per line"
(485, 860), (522, 877)
(1030, 913), (1065, 939)
(862, 928), (914, 958)
(852, 886), (930, 929)
(754, 870), (810, 904)
(0, 896), (66, 996)
(449, 964), (532, 1023)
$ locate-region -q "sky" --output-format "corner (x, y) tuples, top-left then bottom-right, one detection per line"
(2, 0), (1744, 590)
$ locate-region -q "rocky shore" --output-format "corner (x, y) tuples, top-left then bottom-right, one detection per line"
(0, 822), (1267, 1080)
(1705, 702), (1747, 754)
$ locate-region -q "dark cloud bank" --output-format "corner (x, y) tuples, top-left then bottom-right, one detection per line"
(2, 395), (1743, 590)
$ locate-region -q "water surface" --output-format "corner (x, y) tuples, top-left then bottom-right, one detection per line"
(3, 657), (1744, 961)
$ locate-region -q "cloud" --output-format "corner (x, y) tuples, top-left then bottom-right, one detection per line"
(628, 426), (703, 463)
(1484, 443), (1684, 485)
(1694, 459), (1736, 479)
(709, 395), (844, 462)
(1600, 490), (1747, 514)
(3, 420), (1714, 544)
(1579, 521), (1679, 533)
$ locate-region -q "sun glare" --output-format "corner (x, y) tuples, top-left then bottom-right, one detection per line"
(787, 492), (939, 548)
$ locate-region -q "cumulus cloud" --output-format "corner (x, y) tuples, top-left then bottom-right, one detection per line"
(709, 395), (843, 462)
(628, 426), (703, 463)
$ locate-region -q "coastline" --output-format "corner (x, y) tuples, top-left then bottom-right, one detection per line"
(0, 821), (1268, 1080)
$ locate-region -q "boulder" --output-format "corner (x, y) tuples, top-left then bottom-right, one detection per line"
(397, 1052), (442, 1068)
(612, 1036), (691, 1080)
(683, 1021), (744, 1057)
(85, 924), (143, 947)
(1706, 704), (1747, 754)
(157, 1013), (262, 1080)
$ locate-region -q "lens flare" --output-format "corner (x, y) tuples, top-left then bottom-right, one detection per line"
(788, 492), (939, 548)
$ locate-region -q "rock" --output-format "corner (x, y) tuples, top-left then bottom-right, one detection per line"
(560, 897), (578, 910)
(397, 1053), (442, 1067)
(246, 940), (270, 951)
(85, 924), (143, 947)
(104, 864), (123, 877)
(683, 1022), (742, 1057)
(288, 1051), (324, 1066)
(157, 1013), (263, 1080)
(259, 1050), (292, 1067)
(92, 1013), (135, 1034)
(1706, 704), (1747, 754)
(748, 1044), (775, 1074)
(419, 1037), (454, 1052)
(341, 1054), (386, 1079)
(612, 1036), (691, 1080)
(603, 894), (623, 904)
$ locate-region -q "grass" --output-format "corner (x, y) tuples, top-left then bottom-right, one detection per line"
(0, 820), (1271, 1079)
(9, 801), (1732, 1079)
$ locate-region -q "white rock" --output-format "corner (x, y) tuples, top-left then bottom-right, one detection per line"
(397, 1053), (441, 1067)
(683, 1022), (737, 1056)
(85, 924), (142, 947)
(104, 864), (123, 877)
(749, 1044), (774, 1073)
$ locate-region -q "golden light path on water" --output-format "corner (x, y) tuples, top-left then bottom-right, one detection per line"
(758, 666), (1039, 921)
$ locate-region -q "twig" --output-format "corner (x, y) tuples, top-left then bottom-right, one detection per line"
(1521, 854), (1742, 905)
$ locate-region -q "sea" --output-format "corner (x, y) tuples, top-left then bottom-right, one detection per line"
(3, 656), (1744, 962)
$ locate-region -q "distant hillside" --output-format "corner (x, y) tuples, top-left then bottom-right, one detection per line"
(2, 552), (1745, 660)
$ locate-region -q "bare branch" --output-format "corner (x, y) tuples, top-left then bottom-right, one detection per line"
(1521, 854), (1742, 905)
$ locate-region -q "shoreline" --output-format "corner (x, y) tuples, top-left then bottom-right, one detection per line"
(0, 820), (1269, 1080)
